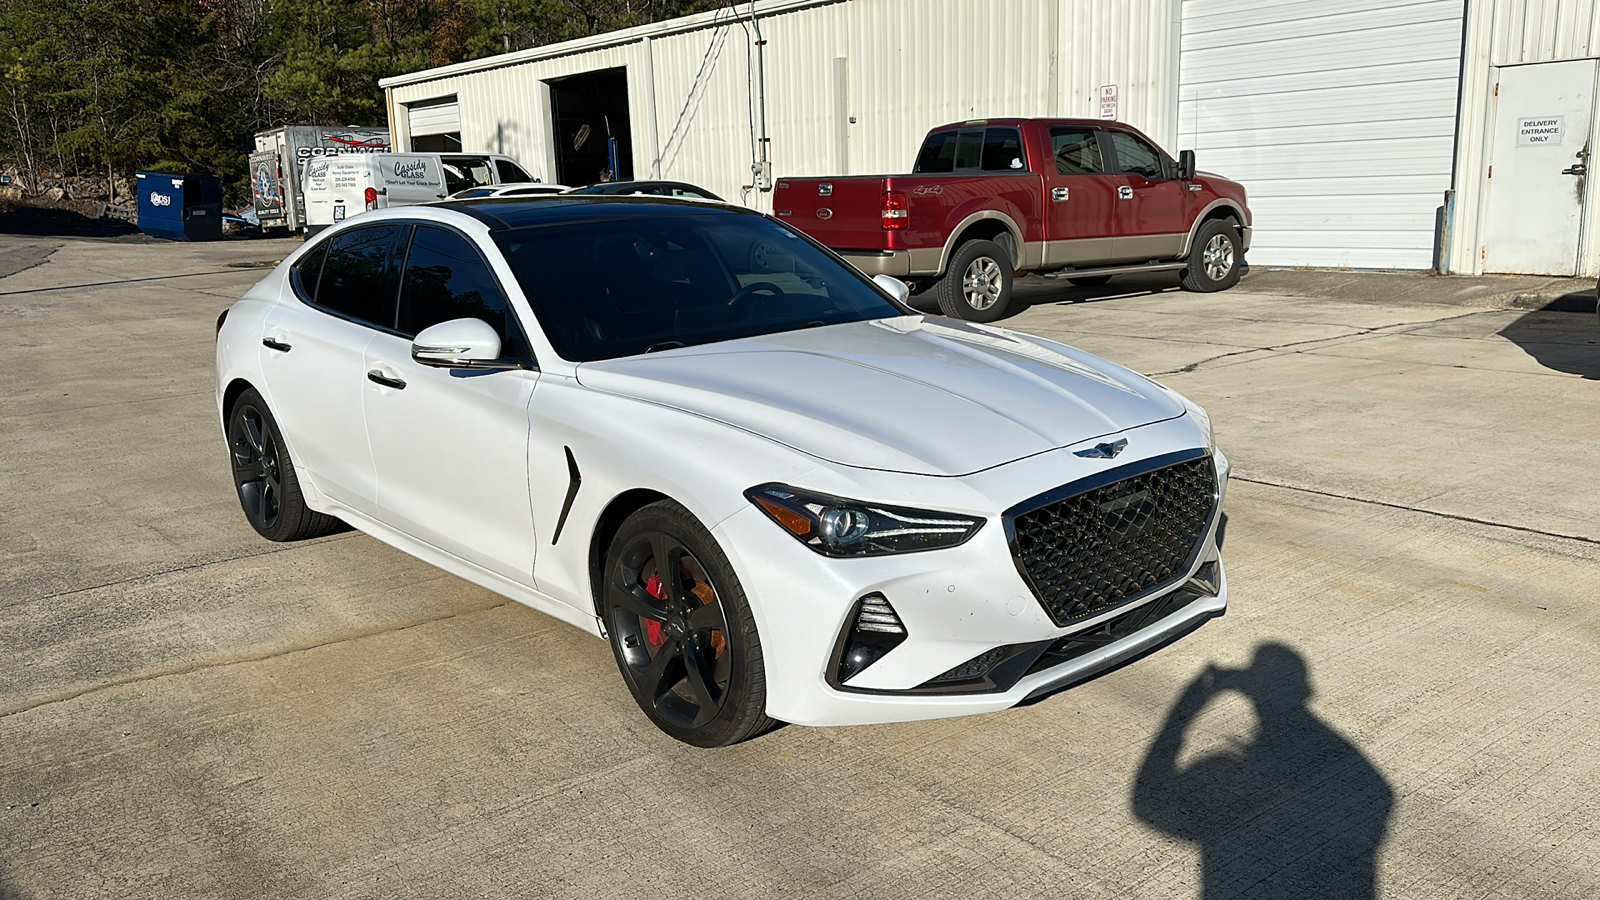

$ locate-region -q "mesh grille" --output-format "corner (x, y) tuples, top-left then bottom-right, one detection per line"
(1011, 457), (1217, 626)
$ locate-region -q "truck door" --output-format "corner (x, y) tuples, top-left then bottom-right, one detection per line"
(1040, 125), (1121, 266)
(1102, 129), (1188, 261)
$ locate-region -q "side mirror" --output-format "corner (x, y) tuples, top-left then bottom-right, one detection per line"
(872, 273), (912, 305)
(1178, 149), (1196, 181)
(412, 318), (509, 369)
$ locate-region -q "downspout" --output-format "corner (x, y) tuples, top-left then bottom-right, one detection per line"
(752, 1), (772, 191)
(641, 36), (662, 178)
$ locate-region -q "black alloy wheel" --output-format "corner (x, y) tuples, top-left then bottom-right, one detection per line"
(602, 501), (775, 747)
(227, 388), (342, 542)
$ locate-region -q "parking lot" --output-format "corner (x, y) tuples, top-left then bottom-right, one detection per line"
(3, 233), (1598, 898)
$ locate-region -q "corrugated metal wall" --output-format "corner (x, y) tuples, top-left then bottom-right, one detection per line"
(384, 0), (1180, 213)
(1179, 0), (1466, 270)
(1446, 0), (1600, 275)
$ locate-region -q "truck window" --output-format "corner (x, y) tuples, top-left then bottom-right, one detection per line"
(980, 128), (1025, 171)
(954, 130), (984, 170)
(1107, 131), (1165, 180)
(442, 158), (495, 194)
(1050, 128), (1105, 175)
(914, 132), (957, 173)
(496, 159), (532, 183)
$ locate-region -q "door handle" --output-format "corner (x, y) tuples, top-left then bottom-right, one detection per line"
(1051, 186), (1070, 202)
(262, 337), (292, 352)
(1561, 163), (1587, 176)
(1118, 185), (1134, 200)
(366, 370), (407, 390)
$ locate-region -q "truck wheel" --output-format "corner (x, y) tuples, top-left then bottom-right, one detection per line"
(1181, 220), (1242, 292)
(936, 240), (1014, 322)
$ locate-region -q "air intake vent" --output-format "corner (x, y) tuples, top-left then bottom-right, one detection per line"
(855, 593), (905, 634)
(833, 593), (906, 685)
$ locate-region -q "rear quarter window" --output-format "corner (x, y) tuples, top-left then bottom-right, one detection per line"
(290, 242), (327, 303)
(314, 223), (407, 329)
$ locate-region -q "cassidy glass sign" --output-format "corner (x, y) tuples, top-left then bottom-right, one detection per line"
(392, 160), (429, 179)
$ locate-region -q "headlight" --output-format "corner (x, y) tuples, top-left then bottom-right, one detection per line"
(745, 484), (985, 557)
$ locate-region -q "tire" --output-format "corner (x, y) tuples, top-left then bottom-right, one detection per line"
(935, 239), (1015, 322)
(1181, 219), (1243, 292)
(600, 501), (777, 747)
(227, 388), (343, 542)
(1067, 275), (1112, 288)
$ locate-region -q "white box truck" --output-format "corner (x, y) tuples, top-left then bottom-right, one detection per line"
(249, 126), (391, 233)
(301, 152), (536, 234)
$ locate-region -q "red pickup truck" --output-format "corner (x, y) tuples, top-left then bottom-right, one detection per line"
(772, 118), (1252, 321)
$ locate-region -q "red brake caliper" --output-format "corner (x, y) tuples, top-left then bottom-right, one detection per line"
(644, 571), (666, 646)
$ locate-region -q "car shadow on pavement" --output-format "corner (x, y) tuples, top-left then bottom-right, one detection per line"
(1497, 294), (1600, 380)
(1132, 643), (1393, 900)
(1011, 271), (1186, 317)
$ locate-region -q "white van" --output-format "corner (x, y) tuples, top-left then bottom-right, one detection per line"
(302, 152), (536, 233)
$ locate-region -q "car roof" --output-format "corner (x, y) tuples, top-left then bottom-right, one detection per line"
(432, 195), (758, 231)
(572, 180), (717, 194)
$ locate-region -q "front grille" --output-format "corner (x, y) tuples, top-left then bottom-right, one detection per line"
(1009, 454), (1217, 627)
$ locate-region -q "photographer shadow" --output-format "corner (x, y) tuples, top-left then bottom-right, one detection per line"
(1133, 643), (1392, 899)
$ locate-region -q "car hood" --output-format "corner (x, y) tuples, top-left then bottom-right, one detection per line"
(574, 317), (1185, 476)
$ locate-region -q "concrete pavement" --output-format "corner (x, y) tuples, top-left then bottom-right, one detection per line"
(3, 236), (1598, 898)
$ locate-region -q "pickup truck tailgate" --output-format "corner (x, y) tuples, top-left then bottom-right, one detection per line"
(772, 176), (888, 251)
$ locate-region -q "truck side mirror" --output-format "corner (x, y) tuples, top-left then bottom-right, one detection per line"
(1178, 150), (1196, 181)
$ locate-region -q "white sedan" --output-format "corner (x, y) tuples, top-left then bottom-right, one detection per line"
(215, 196), (1228, 746)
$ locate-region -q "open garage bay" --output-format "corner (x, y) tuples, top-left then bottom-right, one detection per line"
(2, 237), (1597, 898)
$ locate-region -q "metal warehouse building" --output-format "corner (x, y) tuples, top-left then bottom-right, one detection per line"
(381, 0), (1600, 277)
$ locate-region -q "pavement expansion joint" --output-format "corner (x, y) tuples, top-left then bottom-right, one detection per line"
(0, 602), (514, 721)
(12, 532), (359, 606)
(1233, 476), (1599, 547)
(0, 269), (254, 297)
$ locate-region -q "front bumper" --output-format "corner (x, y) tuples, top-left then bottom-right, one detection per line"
(714, 417), (1230, 727)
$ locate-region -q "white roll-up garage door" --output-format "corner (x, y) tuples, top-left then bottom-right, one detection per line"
(1179, 0), (1464, 269)
(407, 96), (460, 136)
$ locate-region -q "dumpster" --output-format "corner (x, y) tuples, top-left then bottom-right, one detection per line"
(136, 171), (223, 241)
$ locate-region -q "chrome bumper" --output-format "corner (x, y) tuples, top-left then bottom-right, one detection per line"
(840, 250), (912, 278)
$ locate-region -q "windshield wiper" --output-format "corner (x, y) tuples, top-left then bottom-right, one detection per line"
(644, 340), (686, 353)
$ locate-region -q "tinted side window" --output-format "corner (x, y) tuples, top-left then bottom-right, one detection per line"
(398, 225), (528, 358)
(980, 128), (1025, 171)
(317, 224), (405, 328)
(954, 130), (984, 169)
(913, 132), (957, 173)
(1108, 132), (1165, 179)
(496, 160), (531, 183)
(291, 241), (327, 302)
(1051, 128), (1105, 175)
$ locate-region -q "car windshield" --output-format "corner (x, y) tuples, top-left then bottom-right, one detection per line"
(494, 212), (905, 361)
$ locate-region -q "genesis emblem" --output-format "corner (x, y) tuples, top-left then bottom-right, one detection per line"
(1074, 438), (1128, 459)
